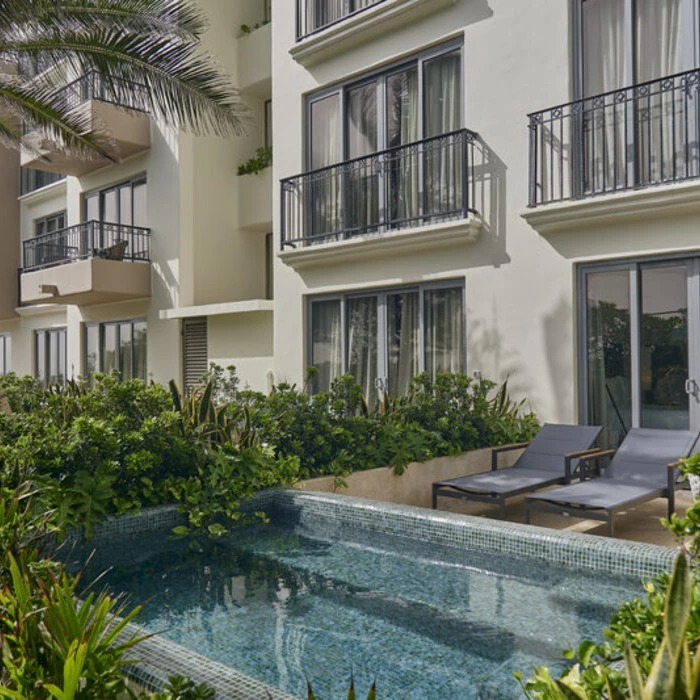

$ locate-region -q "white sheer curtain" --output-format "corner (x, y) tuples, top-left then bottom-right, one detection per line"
(424, 52), (461, 214)
(346, 82), (378, 234)
(310, 94), (341, 241)
(387, 292), (420, 396)
(424, 288), (464, 378)
(387, 68), (419, 227)
(347, 297), (378, 404)
(582, 0), (629, 193)
(636, 0), (691, 183)
(307, 0), (344, 32)
(311, 300), (342, 392)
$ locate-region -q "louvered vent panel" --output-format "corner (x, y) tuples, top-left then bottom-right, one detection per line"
(183, 317), (208, 391)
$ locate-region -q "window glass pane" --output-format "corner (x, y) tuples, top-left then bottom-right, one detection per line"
(103, 324), (118, 375)
(582, 0), (628, 96)
(49, 330), (66, 384)
(346, 297), (378, 402)
(133, 321), (147, 381)
(423, 50), (461, 137)
(640, 264), (688, 430)
(346, 82), (379, 234)
(586, 270), (632, 447)
(0, 335), (8, 375)
(424, 287), (464, 378)
(310, 94), (341, 169)
(310, 300), (341, 393)
(387, 67), (419, 226)
(85, 325), (99, 384)
(120, 322), (133, 380)
(119, 185), (132, 226)
(103, 189), (118, 223)
(85, 193), (99, 221)
(636, 0), (685, 83)
(387, 291), (420, 396)
(133, 182), (147, 228)
(35, 332), (46, 384)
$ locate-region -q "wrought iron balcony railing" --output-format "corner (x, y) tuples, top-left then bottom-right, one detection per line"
(54, 71), (149, 114)
(22, 221), (151, 272)
(528, 67), (700, 206)
(281, 128), (478, 248)
(296, 0), (387, 40)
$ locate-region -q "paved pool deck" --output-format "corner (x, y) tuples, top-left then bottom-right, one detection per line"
(437, 488), (695, 547)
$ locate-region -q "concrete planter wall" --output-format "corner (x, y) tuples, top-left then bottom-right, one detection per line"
(298, 447), (521, 509)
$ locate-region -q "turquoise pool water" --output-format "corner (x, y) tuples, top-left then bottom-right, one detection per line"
(77, 521), (644, 699)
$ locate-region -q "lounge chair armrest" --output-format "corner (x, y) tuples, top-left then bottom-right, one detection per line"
(667, 460), (684, 468)
(491, 441), (530, 470)
(567, 448), (615, 482)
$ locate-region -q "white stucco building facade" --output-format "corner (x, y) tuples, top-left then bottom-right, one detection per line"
(1, 0), (698, 446)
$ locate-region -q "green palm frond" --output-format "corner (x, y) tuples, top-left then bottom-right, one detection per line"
(0, 0), (249, 156)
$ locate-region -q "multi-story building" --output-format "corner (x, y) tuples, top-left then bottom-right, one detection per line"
(1, 0), (697, 448)
(273, 0), (700, 447)
(0, 0), (273, 392)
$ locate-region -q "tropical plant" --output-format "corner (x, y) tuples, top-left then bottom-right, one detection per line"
(305, 675), (377, 700)
(0, 0), (249, 160)
(237, 145), (273, 175)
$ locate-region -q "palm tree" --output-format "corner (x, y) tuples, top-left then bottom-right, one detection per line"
(0, 0), (249, 161)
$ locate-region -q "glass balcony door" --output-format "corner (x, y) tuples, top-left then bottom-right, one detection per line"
(577, 0), (700, 194)
(581, 257), (700, 446)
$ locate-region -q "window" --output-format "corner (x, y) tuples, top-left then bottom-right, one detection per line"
(298, 0), (385, 39)
(84, 177), (147, 227)
(35, 211), (67, 238)
(20, 168), (64, 196)
(264, 99), (272, 149)
(85, 319), (147, 383)
(35, 328), (67, 386)
(265, 233), (274, 300)
(302, 41), (464, 241)
(309, 281), (465, 400)
(0, 335), (10, 376)
(307, 41), (461, 168)
(579, 255), (700, 448)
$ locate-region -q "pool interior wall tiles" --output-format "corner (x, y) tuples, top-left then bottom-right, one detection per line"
(81, 490), (677, 697)
(261, 490), (677, 580)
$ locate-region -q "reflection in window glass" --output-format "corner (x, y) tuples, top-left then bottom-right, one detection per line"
(0, 335), (10, 375)
(35, 328), (67, 386)
(310, 300), (341, 393)
(84, 319), (147, 383)
(586, 270), (632, 447)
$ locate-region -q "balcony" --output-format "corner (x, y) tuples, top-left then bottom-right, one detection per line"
(526, 67), (700, 230)
(21, 72), (150, 176)
(280, 129), (483, 267)
(20, 221), (151, 306)
(237, 22), (271, 97)
(291, 0), (455, 65)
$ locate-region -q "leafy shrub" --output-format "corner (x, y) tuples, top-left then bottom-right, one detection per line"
(237, 146), (272, 175)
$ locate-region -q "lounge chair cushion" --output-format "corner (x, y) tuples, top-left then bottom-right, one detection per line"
(435, 468), (565, 496)
(527, 480), (665, 511)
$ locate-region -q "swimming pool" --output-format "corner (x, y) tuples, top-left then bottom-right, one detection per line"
(73, 492), (676, 699)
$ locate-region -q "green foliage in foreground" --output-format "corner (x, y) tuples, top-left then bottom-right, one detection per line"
(517, 555), (700, 699)
(239, 370), (540, 480)
(519, 455), (700, 698)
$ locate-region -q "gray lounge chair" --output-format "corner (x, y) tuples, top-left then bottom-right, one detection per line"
(432, 423), (602, 518)
(525, 427), (699, 536)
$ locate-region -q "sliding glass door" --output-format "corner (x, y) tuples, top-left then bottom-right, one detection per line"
(580, 257), (700, 446)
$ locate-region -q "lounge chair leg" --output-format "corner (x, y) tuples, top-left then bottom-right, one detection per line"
(525, 504), (531, 525)
(498, 500), (506, 520)
(608, 515), (614, 538)
(432, 486), (438, 510)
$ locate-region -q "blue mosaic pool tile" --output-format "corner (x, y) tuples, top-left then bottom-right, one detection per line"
(260, 490), (677, 581)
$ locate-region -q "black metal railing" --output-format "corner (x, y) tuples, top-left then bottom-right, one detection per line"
(528, 67), (700, 206)
(54, 71), (149, 114)
(296, 0), (387, 40)
(22, 221), (151, 272)
(281, 129), (478, 248)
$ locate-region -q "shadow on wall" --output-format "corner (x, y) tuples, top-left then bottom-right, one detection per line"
(305, 0), (494, 86)
(295, 135), (511, 291)
(468, 297), (538, 415)
(542, 294), (574, 422)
